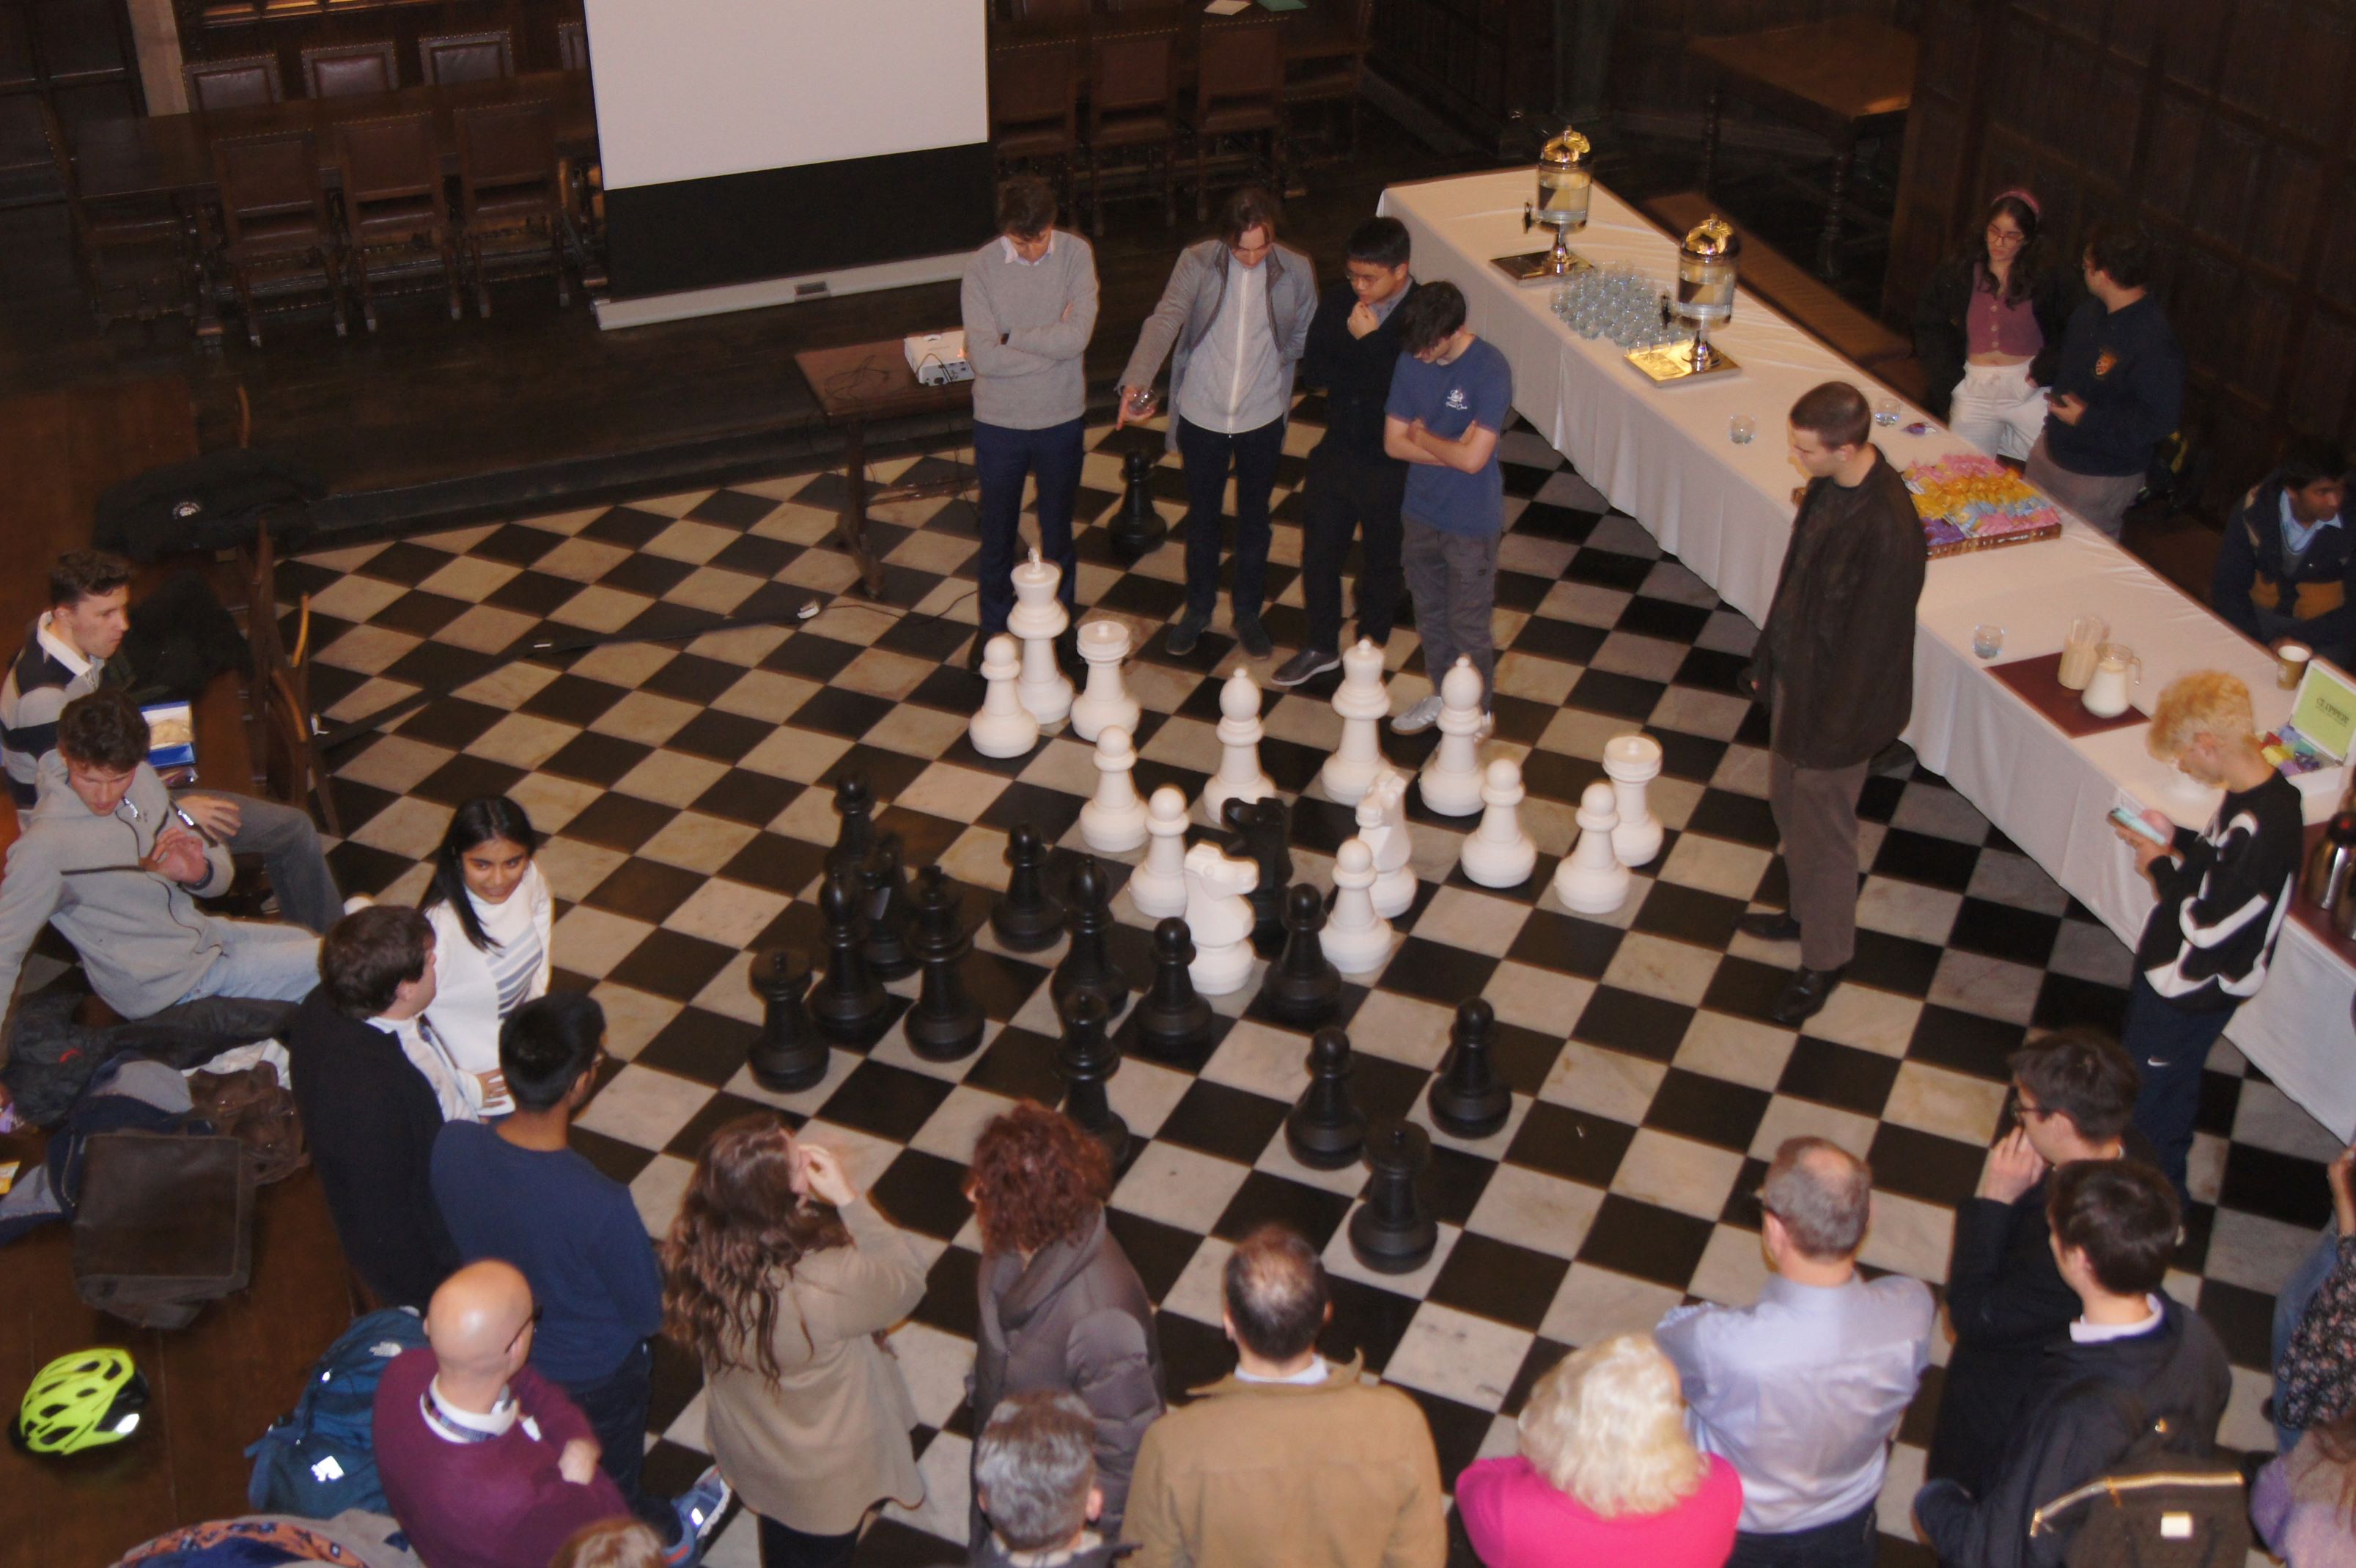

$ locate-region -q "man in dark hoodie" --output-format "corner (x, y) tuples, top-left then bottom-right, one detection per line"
(1914, 1159), (2230, 1568)
(2212, 435), (2355, 670)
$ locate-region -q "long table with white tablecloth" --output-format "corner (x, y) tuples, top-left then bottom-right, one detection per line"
(1381, 169), (2356, 1138)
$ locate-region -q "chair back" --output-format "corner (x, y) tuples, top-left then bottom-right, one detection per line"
(301, 41), (397, 99)
(1198, 18), (1284, 110)
(35, 98), (80, 206)
(556, 18), (589, 71)
(419, 29), (514, 87)
(261, 595), (338, 835)
(989, 40), (1077, 136)
(336, 114), (442, 215)
(1009, 0), (1089, 20)
(457, 101), (558, 216)
(185, 55), (281, 113)
(213, 131), (326, 246)
(1091, 28), (1175, 120)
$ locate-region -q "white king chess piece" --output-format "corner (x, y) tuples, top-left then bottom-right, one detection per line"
(1603, 732), (1664, 866)
(1554, 779), (1630, 914)
(1199, 666), (1275, 823)
(1078, 725), (1149, 853)
(1459, 758), (1537, 888)
(1009, 548), (1073, 726)
(1068, 618), (1141, 743)
(1182, 839), (1259, 995)
(1128, 784), (1191, 919)
(1319, 638), (1390, 805)
(1324, 836), (1396, 976)
(1357, 766), (1416, 919)
(1416, 657), (1487, 817)
(968, 633), (1039, 759)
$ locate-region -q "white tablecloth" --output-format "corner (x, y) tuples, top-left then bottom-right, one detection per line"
(1383, 170), (2356, 1137)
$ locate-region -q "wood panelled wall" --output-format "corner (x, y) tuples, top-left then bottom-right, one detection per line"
(1885, 0), (2356, 493)
(174, 0), (581, 95)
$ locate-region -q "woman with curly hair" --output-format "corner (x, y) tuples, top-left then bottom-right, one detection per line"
(664, 1114), (927, 1568)
(965, 1101), (1165, 1548)
(1911, 190), (2076, 460)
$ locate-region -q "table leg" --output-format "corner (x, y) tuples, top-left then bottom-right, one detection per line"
(1819, 136), (1853, 279)
(1701, 80), (1720, 194)
(837, 417), (888, 600)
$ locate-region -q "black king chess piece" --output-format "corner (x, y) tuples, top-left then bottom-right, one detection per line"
(991, 822), (1065, 952)
(746, 947), (828, 1092)
(1285, 1026), (1367, 1170)
(905, 864), (984, 1062)
(1427, 996), (1511, 1139)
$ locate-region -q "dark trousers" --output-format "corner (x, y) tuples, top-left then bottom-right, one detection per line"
(1176, 413), (1285, 622)
(2123, 971), (2236, 1200)
(562, 1341), (677, 1545)
(1726, 1498), (1880, 1568)
(195, 791), (342, 935)
(975, 416), (1085, 636)
(758, 1514), (860, 1568)
(1300, 440), (1408, 652)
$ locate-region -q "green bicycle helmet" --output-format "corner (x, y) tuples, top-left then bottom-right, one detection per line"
(12, 1347), (149, 1456)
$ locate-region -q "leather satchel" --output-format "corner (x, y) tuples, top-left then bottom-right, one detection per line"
(71, 1130), (254, 1330)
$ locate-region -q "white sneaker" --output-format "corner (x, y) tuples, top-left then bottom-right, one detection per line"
(1391, 695), (1444, 734)
(342, 894), (375, 916)
(1476, 710), (1495, 740)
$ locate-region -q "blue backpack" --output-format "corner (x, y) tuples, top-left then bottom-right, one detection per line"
(245, 1307), (430, 1517)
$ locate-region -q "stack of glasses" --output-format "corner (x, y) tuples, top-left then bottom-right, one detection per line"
(1550, 263), (1691, 353)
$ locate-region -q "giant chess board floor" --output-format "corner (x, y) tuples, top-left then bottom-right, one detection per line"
(283, 399), (2328, 1566)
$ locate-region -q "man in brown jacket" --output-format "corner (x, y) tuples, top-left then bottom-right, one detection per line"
(1738, 381), (1929, 1028)
(1119, 1225), (1446, 1568)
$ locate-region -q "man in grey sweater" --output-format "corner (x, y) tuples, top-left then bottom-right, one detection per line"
(962, 177), (1100, 668)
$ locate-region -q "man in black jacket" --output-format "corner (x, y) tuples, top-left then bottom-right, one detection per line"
(1915, 1160), (2230, 1568)
(1272, 218), (1417, 688)
(2211, 436), (2356, 669)
(1926, 1029), (2146, 1495)
(289, 905), (461, 1308)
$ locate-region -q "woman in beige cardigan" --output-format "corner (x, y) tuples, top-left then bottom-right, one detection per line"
(664, 1114), (927, 1568)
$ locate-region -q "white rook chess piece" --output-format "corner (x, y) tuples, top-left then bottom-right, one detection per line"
(1604, 733), (1664, 867)
(1460, 758), (1537, 889)
(1200, 666), (1275, 824)
(1319, 638), (1390, 805)
(1009, 548), (1073, 726)
(1325, 837), (1395, 976)
(1358, 767), (1416, 919)
(1079, 726), (1148, 853)
(968, 633), (1039, 759)
(1182, 840), (1259, 995)
(1069, 619), (1140, 743)
(1417, 658), (1487, 817)
(1554, 780), (1630, 914)
(1128, 785), (1190, 919)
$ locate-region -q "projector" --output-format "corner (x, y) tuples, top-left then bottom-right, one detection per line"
(905, 330), (973, 386)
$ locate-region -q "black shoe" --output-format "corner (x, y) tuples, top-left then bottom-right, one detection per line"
(1770, 965), (1845, 1028)
(1054, 627), (1084, 683)
(1233, 615), (1273, 660)
(1270, 647), (1339, 688)
(965, 630), (996, 674)
(1165, 610), (1210, 658)
(1737, 910), (1802, 943)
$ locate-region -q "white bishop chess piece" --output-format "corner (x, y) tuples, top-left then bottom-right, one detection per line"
(1324, 836), (1396, 976)
(1079, 725), (1148, 853)
(1553, 780), (1630, 914)
(1068, 619), (1141, 743)
(968, 633), (1039, 759)
(1127, 785), (1190, 919)
(1603, 733), (1664, 866)
(1319, 638), (1390, 805)
(1417, 658), (1487, 817)
(1182, 840), (1259, 995)
(1356, 767), (1416, 919)
(1200, 666), (1275, 823)
(1009, 548), (1073, 726)
(1459, 758), (1537, 888)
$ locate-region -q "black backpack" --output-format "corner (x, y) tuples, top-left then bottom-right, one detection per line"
(2031, 1386), (2250, 1568)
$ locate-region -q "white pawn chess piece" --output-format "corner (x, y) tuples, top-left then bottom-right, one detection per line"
(1128, 785), (1190, 919)
(1603, 733), (1664, 867)
(1009, 548), (1073, 726)
(1553, 780), (1631, 914)
(1460, 758), (1538, 888)
(1068, 618), (1141, 743)
(1079, 726), (1149, 853)
(968, 634), (1039, 759)
(1319, 638), (1390, 805)
(1182, 840), (1259, 995)
(1199, 666), (1275, 823)
(1357, 767), (1416, 919)
(1324, 836), (1395, 976)
(1416, 657), (1487, 817)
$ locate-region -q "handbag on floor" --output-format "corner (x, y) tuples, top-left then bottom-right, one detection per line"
(70, 1130), (254, 1330)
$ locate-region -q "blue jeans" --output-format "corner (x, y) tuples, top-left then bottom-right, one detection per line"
(1177, 413), (1284, 622)
(974, 416), (1084, 636)
(180, 919), (320, 1005)
(562, 1340), (679, 1544)
(2121, 973), (2236, 1202)
(1726, 1498), (1880, 1568)
(2274, 1223), (2343, 1451)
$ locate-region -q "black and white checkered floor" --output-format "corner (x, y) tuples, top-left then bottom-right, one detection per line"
(281, 397), (2331, 1567)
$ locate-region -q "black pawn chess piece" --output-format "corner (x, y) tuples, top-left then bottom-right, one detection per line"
(1050, 854), (1131, 1023)
(905, 865), (984, 1062)
(825, 773), (876, 883)
(1259, 883), (1341, 1027)
(1133, 916), (1213, 1062)
(809, 870), (888, 1042)
(1349, 1120), (1438, 1275)
(1285, 1026), (1366, 1170)
(1108, 447), (1167, 560)
(991, 822), (1065, 953)
(860, 833), (917, 979)
(1427, 996), (1510, 1138)
(746, 947), (828, 1092)
(1059, 990), (1130, 1164)
(1222, 797), (1292, 957)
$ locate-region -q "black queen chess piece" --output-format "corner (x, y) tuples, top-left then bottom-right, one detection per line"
(1427, 996), (1511, 1139)
(809, 869), (888, 1043)
(991, 822), (1065, 953)
(904, 864), (985, 1063)
(1285, 1026), (1367, 1170)
(1133, 916), (1214, 1062)
(746, 947), (828, 1092)
(1258, 883), (1341, 1027)
(1349, 1120), (1439, 1274)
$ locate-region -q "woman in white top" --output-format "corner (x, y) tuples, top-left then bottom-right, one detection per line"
(419, 796), (553, 1109)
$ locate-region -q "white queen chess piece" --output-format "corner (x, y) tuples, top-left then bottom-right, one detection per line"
(1079, 726), (1148, 853)
(1128, 785), (1190, 919)
(1200, 666), (1275, 823)
(968, 633), (1039, 759)
(1554, 780), (1630, 914)
(1603, 733), (1664, 866)
(1460, 758), (1537, 888)
(1319, 638), (1390, 805)
(1324, 836), (1396, 976)
(1068, 618), (1141, 743)
(1182, 839), (1259, 995)
(1009, 548), (1073, 726)
(1357, 766), (1416, 919)
(1417, 657), (1487, 817)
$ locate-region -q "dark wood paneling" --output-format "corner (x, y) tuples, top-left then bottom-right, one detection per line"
(176, 0), (586, 98)
(0, 0), (140, 204)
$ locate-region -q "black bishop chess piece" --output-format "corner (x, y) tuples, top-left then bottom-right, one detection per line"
(746, 946), (828, 1092)
(991, 822), (1065, 953)
(1133, 916), (1214, 1063)
(1221, 797), (1292, 957)
(905, 864), (984, 1062)
(809, 869), (888, 1042)
(1258, 883), (1341, 1027)
(1349, 1119), (1438, 1275)
(1285, 1026), (1367, 1170)
(1108, 447), (1168, 560)
(1050, 854), (1130, 1023)
(1427, 996), (1511, 1139)
(1058, 990), (1130, 1164)
(825, 773), (877, 883)
(859, 833), (916, 979)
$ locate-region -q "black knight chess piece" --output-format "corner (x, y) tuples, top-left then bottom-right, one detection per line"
(1258, 883), (1341, 1027)
(1050, 855), (1130, 1023)
(809, 869), (888, 1042)
(1108, 447), (1167, 560)
(1133, 916), (1214, 1063)
(1221, 796), (1292, 956)
(746, 947), (828, 1092)
(904, 864), (984, 1062)
(1427, 996), (1510, 1138)
(825, 773), (876, 883)
(859, 833), (917, 979)
(1285, 1026), (1367, 1170)
(1349, 1119), (1438, 1274)
(991, 822), (1065, 952)
(1058, 990), (1130, 1164)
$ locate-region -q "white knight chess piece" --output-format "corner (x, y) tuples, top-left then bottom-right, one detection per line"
(1356, 766), (1416, 919)
(1182, 840), (1259, 995)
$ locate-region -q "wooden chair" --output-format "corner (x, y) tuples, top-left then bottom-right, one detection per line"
(1189, 19), (1285, 219)
(1280, 0), (1373, 155)
(454, 100), (570, 316)
(300, 40), (398, 100)
(38, 102), (191, 329)
(419, 29), (514, 87)
(1086, 26), (1178, 232)
(209, 130), (345, 346)
(334, 114), (463, 331)
(555, 18), (589, 71)
(185, 54), (282, 113)
(988, 40), (1078, 216)
(262, 596), (339, 836)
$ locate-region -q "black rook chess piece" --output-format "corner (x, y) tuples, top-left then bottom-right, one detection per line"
(1427, 996), (1510, 1138)
(809, 869), (888, 1042)
(1221, 797), (1292, 957)
(1133, 916), (1214, 1063)
(1259, 883), (1341, 1027)
(1285, 1026), (1367, 1170)
(825, 774), (876, 883)
(860, 833), (917, 979)
(991, 822), (1065, 953)
(746, 947), (828, 1092)
(1349, 1120), (1438, 1275)
(1108, 447), (1168, 560)
(1050, 855), (1130, 1023)
(1059, 991), (1130, 1164)
(905, 865), (984, 1062)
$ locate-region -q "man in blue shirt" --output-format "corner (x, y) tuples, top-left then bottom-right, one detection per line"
(2212, 436), (2355, 670)
(1382, 281), (1513, 732)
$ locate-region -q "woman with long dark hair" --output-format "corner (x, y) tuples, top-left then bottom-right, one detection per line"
(418, 795), (551, 1108)
(665, 1114), (926, 1568)
(1912, 190), (2076, 460)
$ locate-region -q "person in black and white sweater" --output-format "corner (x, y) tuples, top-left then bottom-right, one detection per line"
(2111, 670), (2302, 1199)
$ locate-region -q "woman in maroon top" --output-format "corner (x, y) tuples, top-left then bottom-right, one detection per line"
(1911, 191), (2077, 461)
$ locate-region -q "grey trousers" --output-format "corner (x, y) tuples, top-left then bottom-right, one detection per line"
(182, 790), (342, 935)
(1403, 518), (1501, 708)
(2023, 433), (2143, 540)
(1767, 750), (1869, 972)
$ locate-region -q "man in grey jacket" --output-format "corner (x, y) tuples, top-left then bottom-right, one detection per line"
(1116, 186), (1316, 660)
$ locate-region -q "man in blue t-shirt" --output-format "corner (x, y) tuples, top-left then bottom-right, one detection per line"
(1383, 281), (1514, 732)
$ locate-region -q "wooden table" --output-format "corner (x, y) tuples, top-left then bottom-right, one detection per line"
(1687, 19), (1916, 278)
(792, 341), (973, 600)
